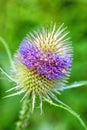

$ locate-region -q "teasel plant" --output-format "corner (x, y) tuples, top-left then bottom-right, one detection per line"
(0, 23), (87, 130)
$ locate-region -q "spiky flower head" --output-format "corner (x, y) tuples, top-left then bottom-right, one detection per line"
(11, 24), (72, 111)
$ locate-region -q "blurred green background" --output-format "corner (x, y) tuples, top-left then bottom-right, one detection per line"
(0, 0), (87, 130)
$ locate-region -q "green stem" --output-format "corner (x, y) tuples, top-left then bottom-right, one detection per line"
(44, 97), (87, 130)
(16, 96), (31, 130)
(0, 36), (12, 66)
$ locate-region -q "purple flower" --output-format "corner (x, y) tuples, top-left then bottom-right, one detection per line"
(19, 39), (72, 79)
(12, 24), (73, 111)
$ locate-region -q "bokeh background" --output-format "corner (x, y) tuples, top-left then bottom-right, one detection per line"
(0, 0), (87, 130)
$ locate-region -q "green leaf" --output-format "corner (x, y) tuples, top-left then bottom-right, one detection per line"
(0, 36), (12, 66)
(62, 81), (87, 90)
(44, 97), (87, 130)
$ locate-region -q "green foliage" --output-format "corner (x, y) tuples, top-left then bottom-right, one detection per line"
(0, 0), (87, 130)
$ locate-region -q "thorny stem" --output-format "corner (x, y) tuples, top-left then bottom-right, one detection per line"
(44, 97), (87, 130)
(16, 96), (31, 130)
(0, 36), (13, 66)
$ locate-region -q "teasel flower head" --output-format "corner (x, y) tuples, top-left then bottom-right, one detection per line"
(7, 24), (73, 111)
